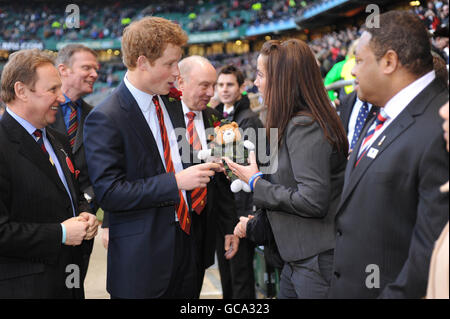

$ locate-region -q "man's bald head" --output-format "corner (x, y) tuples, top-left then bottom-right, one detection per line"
(178, 56), (217, 111)
(179, 55), (216, 83)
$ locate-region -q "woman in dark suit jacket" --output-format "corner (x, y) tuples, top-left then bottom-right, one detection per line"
(227, 39), (348, 299)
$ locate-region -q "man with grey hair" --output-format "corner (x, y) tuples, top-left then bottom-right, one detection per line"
(176, 55), (240, 297)
(51, 44), (99, 212)
(50, 44), (100, 282)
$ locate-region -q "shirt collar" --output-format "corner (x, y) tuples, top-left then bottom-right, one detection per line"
(124, 72), (155, 113)
(383, 70), (436, 120)
(60, 93), (81, 108)
(6, 106), (45, 137)
(181, 100), (202, 118)
(223, 104), (234, 114)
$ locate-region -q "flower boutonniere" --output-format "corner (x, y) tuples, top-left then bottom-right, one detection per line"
(208, 114), (221, 128)
(168, 87), (182, 102)
(60, 148), (80, 179)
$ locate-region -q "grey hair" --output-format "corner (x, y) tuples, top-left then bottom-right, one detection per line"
(55, 44), (97, 66)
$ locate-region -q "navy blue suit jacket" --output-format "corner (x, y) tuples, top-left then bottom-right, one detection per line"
(84, 82), (193, 298)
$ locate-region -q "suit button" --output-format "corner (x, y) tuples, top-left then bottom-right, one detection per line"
(334, 271), (341, 278)
(337, 230), (342, 236)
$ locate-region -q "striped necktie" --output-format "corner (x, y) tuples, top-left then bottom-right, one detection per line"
(67, 101), (78, 148)
(33, 129), (54, 166)
(153, 96), (191, 234)
(186, 112), (207, 214)
(33, 129), (48, 156)
(355, 109), (389, 167)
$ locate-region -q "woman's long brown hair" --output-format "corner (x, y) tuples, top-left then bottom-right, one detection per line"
(261, 39), (348, 154)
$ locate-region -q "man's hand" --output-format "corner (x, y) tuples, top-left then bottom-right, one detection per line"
(175, 162), (220, 190)
(79, 212), (100, 240)
(62, 217), (88, 246)
(102, 227), (109, 249)
(224, 234), (240, 260)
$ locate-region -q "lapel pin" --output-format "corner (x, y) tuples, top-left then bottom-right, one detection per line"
(367, 147), (379, 159)
(378, 135), (386, 146)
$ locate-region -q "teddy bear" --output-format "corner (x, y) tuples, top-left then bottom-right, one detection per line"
(198, 120), (255, 193)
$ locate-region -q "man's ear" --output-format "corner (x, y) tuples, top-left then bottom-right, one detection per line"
(136, 55), (150, 71)
(57, 63), (68, 77)
(178, 75), (185, 91)
(381, 49), (399, 75)
(13, 81), (28, 102)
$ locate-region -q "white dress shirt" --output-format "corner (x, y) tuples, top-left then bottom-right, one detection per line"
(181, 100), (208, 150)
(124, 74), (187, 220)
(357, 70), (436, 157)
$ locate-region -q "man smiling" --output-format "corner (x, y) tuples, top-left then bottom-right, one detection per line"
(51, 44), (100, 213)
(0, 49), (98, 298)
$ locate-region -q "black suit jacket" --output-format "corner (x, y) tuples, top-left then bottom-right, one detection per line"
(329, 78), (449, 299)
(0, 111), (93, 298)
(163, 98), (237, 271)
(50, 99), (96, 208)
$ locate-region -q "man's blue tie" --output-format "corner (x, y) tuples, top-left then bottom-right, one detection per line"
(350, 102), (370, 151)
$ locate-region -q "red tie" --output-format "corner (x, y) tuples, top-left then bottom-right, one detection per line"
(186, 112), (207, 214)
(153, 96), (191, 234)
(355, 110), (389, 167)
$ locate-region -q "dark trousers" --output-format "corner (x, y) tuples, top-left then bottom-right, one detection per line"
(278, 249), (334, 299)
(216, 231), (256, 299)
(112, 224), (199, 299)
(160, 223), (199, 299)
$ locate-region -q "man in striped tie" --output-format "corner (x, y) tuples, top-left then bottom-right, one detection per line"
(177, 56), (240, 297)
(0, 49), (98, 298)
(329, 11), (449, 299)
(52, 44), (100, 215)
(83, 17), (222, 299)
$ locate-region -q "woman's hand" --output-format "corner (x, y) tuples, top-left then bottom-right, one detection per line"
(223, 151), (259, 184)
(234, 215), (254, 238)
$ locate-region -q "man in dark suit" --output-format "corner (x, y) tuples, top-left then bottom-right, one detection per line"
(338, 91), (378, 153)
(0, 49), (98, 298)
(83, 17), (220, 299)
(215, 65), (264, 299)
(50, 44), (100, 281)
(329, 11), (449, 299)
(51, 44), (100, 212)
(177, 55), (239, 297)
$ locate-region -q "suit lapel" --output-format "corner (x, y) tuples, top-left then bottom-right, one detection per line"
(339, 112), (414, 209)
(116, 82), (163, 163)
(47, 129), (79, 210)
(337, 78), (444, 214)
(72, 100), (91, 154)
(53, 108), (67, 134)
(342, 92), (357, 132)
(2, 112), (69, 195)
